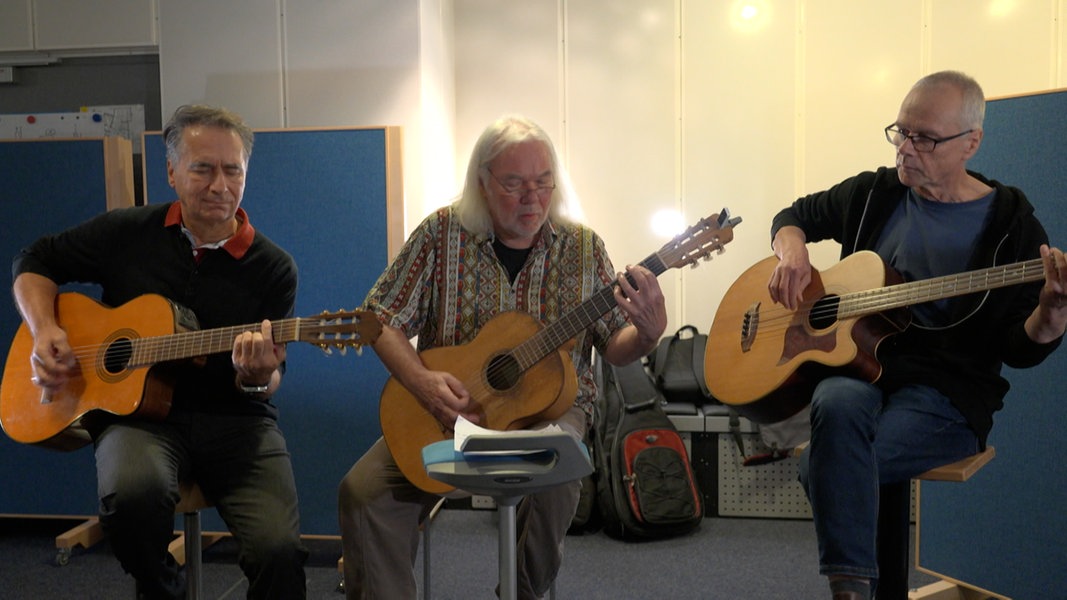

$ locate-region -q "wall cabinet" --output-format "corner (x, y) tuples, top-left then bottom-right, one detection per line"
(0, 0), (157, 55)
(34, 0), (157, 49)
(0, 1), (34, 52)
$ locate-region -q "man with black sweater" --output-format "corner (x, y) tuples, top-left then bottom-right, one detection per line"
(12, 105), (307, 599)
(768, 71), (1067, 600)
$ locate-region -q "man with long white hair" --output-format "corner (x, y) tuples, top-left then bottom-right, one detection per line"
(339, 115), (667, 599)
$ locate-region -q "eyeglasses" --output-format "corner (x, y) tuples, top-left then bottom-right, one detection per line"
(487, 169), (556, 197)
(884, 124), (973, 152)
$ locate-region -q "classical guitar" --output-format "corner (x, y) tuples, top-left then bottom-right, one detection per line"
(381, 209), (742, 494)
(704, 250), (1048, 424)
(0, 292), (381, 450)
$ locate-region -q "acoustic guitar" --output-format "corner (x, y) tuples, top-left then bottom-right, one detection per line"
(380, 209), (742, 494)
(704, 250), (1048, 424)
(0, 292), (381, 450)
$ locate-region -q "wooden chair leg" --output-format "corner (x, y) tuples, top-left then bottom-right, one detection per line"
(54, 517), (107, 566)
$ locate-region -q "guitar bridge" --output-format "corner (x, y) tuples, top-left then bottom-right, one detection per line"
(740, 302), (760, 353)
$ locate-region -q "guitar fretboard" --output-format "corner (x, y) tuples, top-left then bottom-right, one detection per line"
(484, 211), (733, 374)
(839, 258), (1046, 318)
(507, 253), (669, 371)
(128, 318), (304, 366)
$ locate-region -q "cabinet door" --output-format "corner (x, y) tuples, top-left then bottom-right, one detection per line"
(0, 0), (34, 52)
(33, 0), (158, 49)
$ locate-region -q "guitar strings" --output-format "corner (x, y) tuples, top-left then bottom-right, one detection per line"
(453, 272), (628, 414)
(39, 316), (368, 374)
(720, 259), (1045, 339)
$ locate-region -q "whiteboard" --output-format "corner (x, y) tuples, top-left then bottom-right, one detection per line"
(0, 111), (106, 140)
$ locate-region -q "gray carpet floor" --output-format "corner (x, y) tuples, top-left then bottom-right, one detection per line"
(0, 510), (937, 599)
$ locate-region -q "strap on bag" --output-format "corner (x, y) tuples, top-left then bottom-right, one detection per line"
(611, 360), (660, 413)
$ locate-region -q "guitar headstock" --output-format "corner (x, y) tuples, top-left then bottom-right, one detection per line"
(298, 309), (382, 355)
(657, 208), (741, 270)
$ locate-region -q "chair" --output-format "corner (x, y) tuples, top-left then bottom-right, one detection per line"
(421, 431), (593, 600)
(875, 447), (996, 600)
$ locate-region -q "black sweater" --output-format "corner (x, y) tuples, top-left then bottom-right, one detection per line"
(772, 166), (1060, 445)
(13, 202), (298, 418)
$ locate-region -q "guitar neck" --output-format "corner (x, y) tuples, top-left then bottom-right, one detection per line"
(509, 253), (669, 371)
(840, 258), (1046, 318)
(129, 318), (305, 366)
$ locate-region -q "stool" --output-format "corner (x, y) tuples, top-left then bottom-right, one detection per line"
(54, 480), (220, 599)
(875, 447), (996, 600)
(336, 496), (447, 599)
(170, 481), (224, 600)
(421, 431), (592, 600)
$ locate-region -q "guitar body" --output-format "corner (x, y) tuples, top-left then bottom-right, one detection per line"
(705, 251), (909, 424)
(380, 311), (578, 494)
(1, 293), (377, 451)
(0, 293), (181, 450)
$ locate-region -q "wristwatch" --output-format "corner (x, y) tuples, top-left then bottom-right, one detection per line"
(236, 375), (270, 395)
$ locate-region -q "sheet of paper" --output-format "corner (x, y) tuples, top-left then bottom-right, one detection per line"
(453, 415), (563, 453)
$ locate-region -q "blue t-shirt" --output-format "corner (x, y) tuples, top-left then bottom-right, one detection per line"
(874, 188), (995, 326)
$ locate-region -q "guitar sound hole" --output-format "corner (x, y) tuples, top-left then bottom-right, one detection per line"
(485, 353), (521, 392)
(103, 338), (133, 374)
(808, 295), (841, 330)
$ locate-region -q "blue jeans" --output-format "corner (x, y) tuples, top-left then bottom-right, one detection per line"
(796, 377), (979, 579)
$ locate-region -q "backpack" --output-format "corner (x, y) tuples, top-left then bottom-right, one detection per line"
(592, 355), (703, 540)
(646, 325), (713, 406)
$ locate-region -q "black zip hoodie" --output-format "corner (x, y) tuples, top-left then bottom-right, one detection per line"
(772, 166), (1061, 446)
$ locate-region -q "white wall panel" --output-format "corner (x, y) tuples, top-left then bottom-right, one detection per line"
(453, 0), (560, 189)
(929, 0), (1056, 98)
(284, 1), (419, 128)
(1061, 1), (1067, 85)
(284, 0), (426, 229)
(800, 1), (924, 269)
(802, 1), (922, 196)
(681, 0), (799, 331)
(565, 1), (680, 326)
(158, 0), (284, 127)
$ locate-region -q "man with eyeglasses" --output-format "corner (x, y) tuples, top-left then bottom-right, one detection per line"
(768, 71), (1067, 600)
(338, 114), (667, 599)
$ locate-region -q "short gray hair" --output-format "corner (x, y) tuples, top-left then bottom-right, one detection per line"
(163, 104), (254, 165)
(913, 70), (985, 130)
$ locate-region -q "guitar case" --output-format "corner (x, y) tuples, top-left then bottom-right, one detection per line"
(590, 355), (702, 540)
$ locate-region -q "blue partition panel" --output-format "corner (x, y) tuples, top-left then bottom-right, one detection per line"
(0, 139), (112, 516)
(143, 129), (394, 535)
(918, 90), (1067, 595)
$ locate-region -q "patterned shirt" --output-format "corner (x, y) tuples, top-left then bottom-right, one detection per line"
(363, 204), (630, 415)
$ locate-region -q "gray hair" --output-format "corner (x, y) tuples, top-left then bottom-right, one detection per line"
(455, 115), (579, 236)
(163, 104), (254, 165)
(913, 70), (985, 130)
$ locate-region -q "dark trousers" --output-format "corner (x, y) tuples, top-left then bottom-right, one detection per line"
(94, 411), (308, 599)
